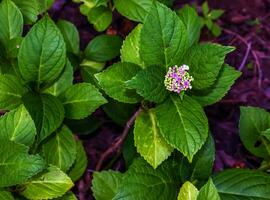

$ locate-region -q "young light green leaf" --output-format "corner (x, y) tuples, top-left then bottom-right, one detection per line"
(0, 105), (36, 146)
(57, 20), (80, 55)
(134, 109), (173, 168)
(18, 15), (66, 89)
(114, 0), (154, 22)
(22, 93), (65, 142)
(12, 0), (39, 24)
(113, 158), (181, 200)
(87, 6), (112, 32)
(202, 1), (209, 16)
(0, 74), (28, 110)
(42, 125), (77, 172)
(180, 135), (215, 184)
(59, 83), (107, 119)
(178, 5), (201, 47)
(213, 169), (270, 199)
(44, 60), (73, 97)
(126, 65), (168, 103)
(95, 62), (142, 103)
(0, 140), (45, 188)
(177, 181), (198, 200)
(68, 140), (88, 182)
(0, 0), (23, 46)
(240, 106), (270, 158)
(140, 2), (189, 68)
(209, 9), (224, 20)
(197, 178), (220, 200)
(156, 95), (208, 161)
(55, 192), (77, 200)
(20, 166), (74, 200)
(0, 190), (14, 200)
(120, 24), (144, 67)
(191, 64), (241, 106)
(92, 170), (123, 200)
(85, 34), (122, 62)
(183, 43), (235, 90)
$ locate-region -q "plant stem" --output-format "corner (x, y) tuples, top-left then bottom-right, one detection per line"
(95, 107), (142, 171)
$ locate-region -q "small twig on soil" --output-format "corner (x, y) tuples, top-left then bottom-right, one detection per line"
(223, 28), (263, 89)
(95, 107), (142, 171)
(239, 42), (251, 71)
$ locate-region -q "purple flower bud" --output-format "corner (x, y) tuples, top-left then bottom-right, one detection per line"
(164, 64), (193, 94)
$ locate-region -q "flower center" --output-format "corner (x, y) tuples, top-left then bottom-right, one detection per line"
(164, 65), (194, 94)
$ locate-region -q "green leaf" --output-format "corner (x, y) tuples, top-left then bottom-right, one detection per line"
(123, 130), (138, 168)
(183, 43), (235, 90)
(211, 23), (222, 37)
(12, 0), (39, 24)
(5, 36), (22, 58)
(178, 5), (201, 47)
(0, 105), (36, 146)
(0, 74), (28, 110)
(85, 34), (122, 62)
(103, 98), (137, 126)
(114, 0), (154, 22)
(239, 106), (270, 158)
(140, 2), (188, 67)
(0, 140), (45, 188)
(87, 6), (112, 32)
(55, 192), (77, 200)
(44, 60), (74, 97)
(134, 109), (173, 168)
(0, 190), (14, 200)
(197, 178), (220, 200)
(95, 62), (142, 103)
(42, 125), (77, 172)
(120, 24), (144, 68)
(156, 95), (208, 161)
(18, 15), (66, 89)
(22, 93), (65, 142)
(37, 0), (54, 13)
(20, 166), (74, 200)
(59, 83), (107, 119)
(92, 170), (123, 200)
(113, 158), (181, 200)
(177, 181), (198, 200)
(209, 9), (224, 20)
(213, 169), (270, 199)
(68, 140), (88, 182)
(180, 135), (215, 185)
(0, 0), (23, 46)
(202, 1), (209, 16)
(191, 64), (241, 106)
(126, 65), (168, 103)
(57, 20), (80, 55)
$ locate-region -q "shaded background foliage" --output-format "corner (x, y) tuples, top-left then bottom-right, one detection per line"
(47, 0), (270, 199)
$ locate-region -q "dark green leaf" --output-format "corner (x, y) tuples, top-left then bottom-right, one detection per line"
(126, 65), (168, 103)
(85, 34), (122, 62)
(156, 95), (208, 161)
(87, 6), (112, 32)
(213, 169), (270, 199)
(140, 2), (189, 67)
(0, 140), (45, 188)
(12, 0), (39, 24)
(59, 83), (107, 120)
(22, 93), (65, 142)
(114, 0), (154, 22)
(57, 20), (80, 55)
(239, 106), (270, 158)
(92, 170), (123, 200)
(18, 15), (66, 89)
(95, 62), (142, 103)
(42, 125), (77, 172)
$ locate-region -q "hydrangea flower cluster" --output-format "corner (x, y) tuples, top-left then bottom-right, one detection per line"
(164, 65), (194, 94)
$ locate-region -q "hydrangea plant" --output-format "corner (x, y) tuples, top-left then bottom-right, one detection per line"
(0, 0), (107, 199)
(96, 2), (241, 168)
